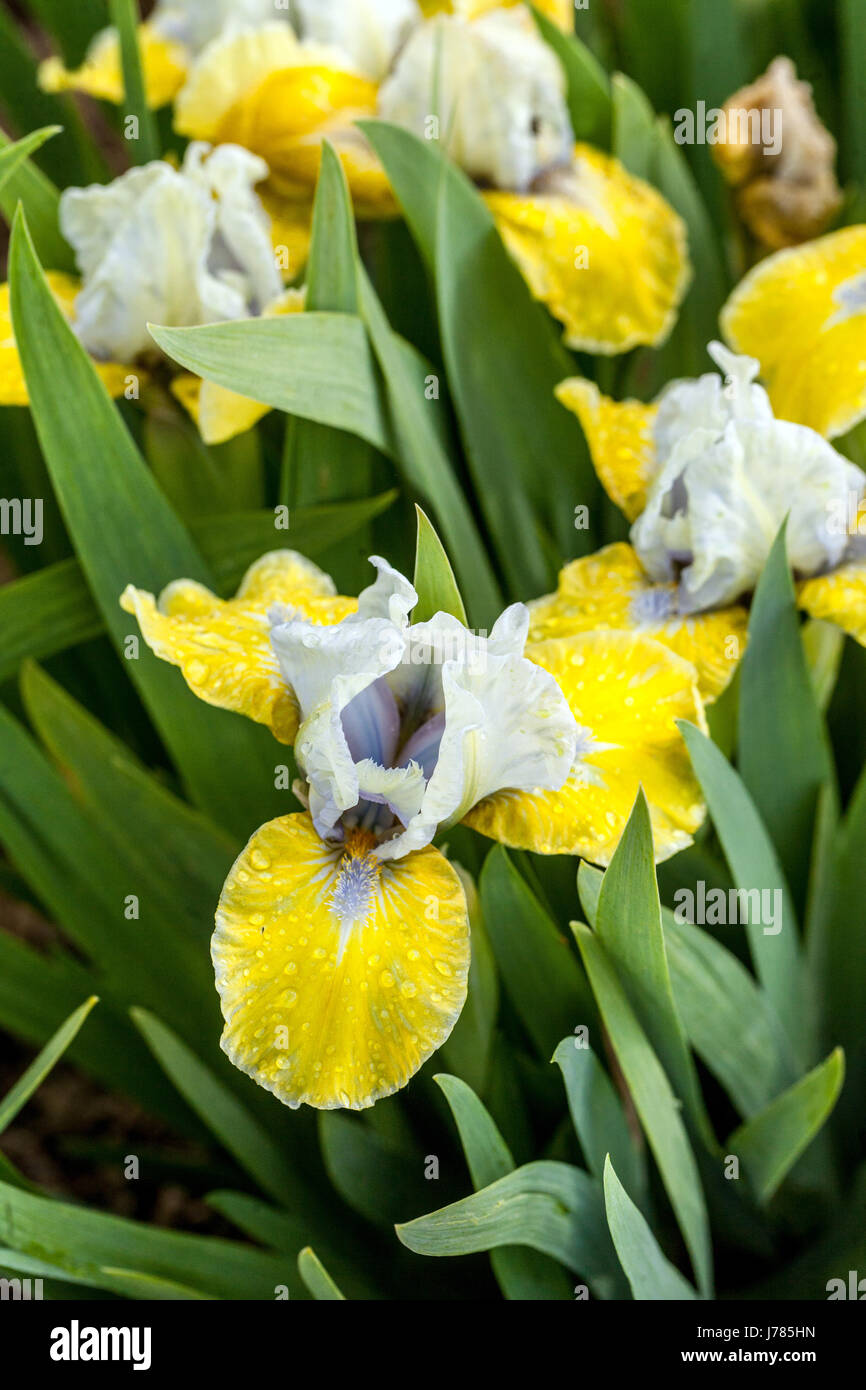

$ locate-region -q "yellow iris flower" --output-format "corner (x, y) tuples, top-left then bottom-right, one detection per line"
(0, 143), (304, 447)
(122, 549), (706, 1110)
(548, 342), (866, 699)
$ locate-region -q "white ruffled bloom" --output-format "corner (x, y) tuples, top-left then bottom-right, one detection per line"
(150, 0), (284, 54)
(60, 143), (283, 362)
(632, 342), (866, 611)
(377, 8), (573, 191)
(292, 0), (421, 80)
(269, 558), (578, 861)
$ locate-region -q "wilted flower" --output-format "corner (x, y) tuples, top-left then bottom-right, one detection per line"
(0, 143), (301, 444)
(712, 56), (842, 250)
(122, 550), (706, 1109)
(540, 342), (866, 698)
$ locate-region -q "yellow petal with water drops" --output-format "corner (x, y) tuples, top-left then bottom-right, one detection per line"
(38, 24), (187, 108)
(420, 0), (573, 27)
(485, 144), (690, 354)
(555, 378), (658, 520)
(120, 552), (355, 743)
(213, 815), (470, 1110)
(798, 561), (866, 647)
(721, 226), (866, 440)
(0, 275), (134, 407)
(528, 543), (747, 702)
(464, 630), (706, 865)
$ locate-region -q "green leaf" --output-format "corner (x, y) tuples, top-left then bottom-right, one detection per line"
(319, 1111), (424, 1228)
(581, 858), (796, 1117)
(438, 869), (498, 1095)
(0, 702), (215, 1046)
(603, 1157), (699, 1300)
(0, 126), (73, 271)
(412, 506), (467, 624)
(357, 267), (503, 626)
(574, 923), (713, 1296)
(282, 140), (375, 554)
(434, 1073), (572, 1300)
(397, 1159), (622, 1296)
(363, 120), (599, 589)
(206, 1191), (376, 1300)
(0, 930), (199, 1135)
(611, 73), (656, 181)
(0, 125), (62, 195)
(20, 660), (235, 946)
(480, 846), (596, 1059)
(553, 1039), (645, 1201)
(9, 210), (283, 840)
(22, 0), (109, 67)
(108, 0), (159, 161)
(151, 314), (394, 455)
(737, 526), (834, 910)
(663, 914), (796, 1119)
(530, 7), (611, 147)
(595, 791), (712, 1143)
(0, 1177), (293, 1300)
(678, 720), (807, 1064)
(297, 1247), (346, 1301)
(131, 1008), (314, 1211)
(841, 0), (866, 187)
(0, 496), (396, 685)
(0, 995), (98, 1134)
(728, 1050), (845, 1204)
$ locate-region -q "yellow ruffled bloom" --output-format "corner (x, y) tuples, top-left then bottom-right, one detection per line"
(721, 225), (866, 442)
(419, 0), (574, 26)
(553, 342), (866, 694)
(0, 143), (304, 445)
(122, 550), (706, 1110)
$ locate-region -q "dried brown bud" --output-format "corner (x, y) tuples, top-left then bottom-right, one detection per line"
(713, 56), (842, 249)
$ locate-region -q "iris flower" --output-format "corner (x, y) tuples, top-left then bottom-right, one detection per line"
(169, 2), (689, 353)
(0, 142), (302, 445)
(534, 342), (866, 700)
(122, 549), (706, 1109)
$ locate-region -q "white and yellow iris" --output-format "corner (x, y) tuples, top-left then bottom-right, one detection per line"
(543, 342), (866, 699)
(122, 550), (706, 1109)
(0, 142), (301, 445)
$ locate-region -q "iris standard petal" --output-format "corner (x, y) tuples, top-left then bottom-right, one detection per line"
(485, 144), (690, 353)
(464, 631), (706, 864)
(721, 226), (866, 440)
(212, 813), (469, 1110)
(528, 544), (747, 702)
(121, 551), (353, 742)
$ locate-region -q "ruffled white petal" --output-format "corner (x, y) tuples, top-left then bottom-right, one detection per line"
(60, 143), (282, 362)
(268, 559), (577, 861)
(292, 0), (421, 80)
(633, 417), (866, 611)
(377, 8), (573, 191)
